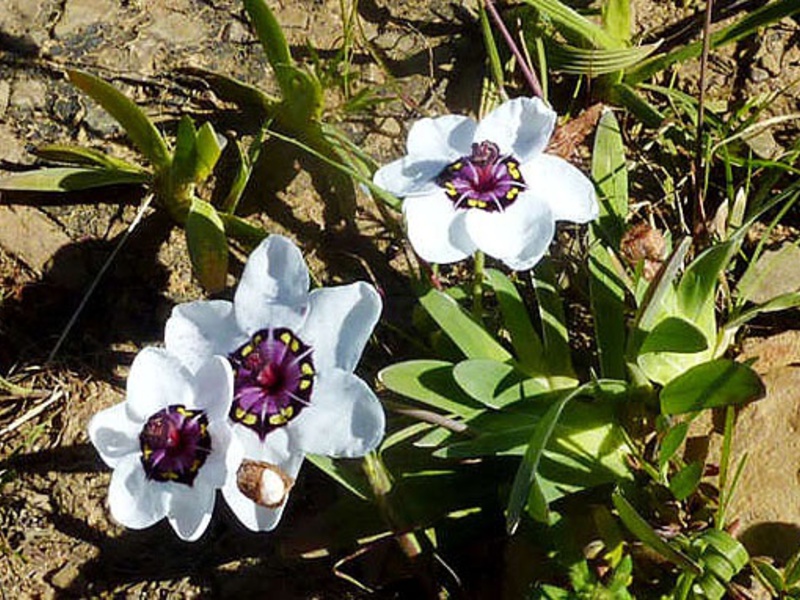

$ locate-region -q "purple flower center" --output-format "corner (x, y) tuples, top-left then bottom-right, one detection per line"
(228, 328), (315, 440)
(139, 405), (211, 486)
(436, 141), (527, 212)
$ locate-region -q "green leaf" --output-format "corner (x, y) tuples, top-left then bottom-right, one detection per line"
(243, 0), (293, 90)
(171, 115), (198, 183)
(0, 167), (149, 192)
(658, 421), (688, 471)
(67, 70), (170, 168)
(737, 243), (800, 304)
(592, 109), (628, 248)
(533, 261), (575, 378)
(378, 360), (483, 419)
(193, 122), (223, 182)
(34, 144), (146, 172)
(547, 42), (660, 75)
(602, 0), (630, 47)
(612, 490), (702, 575)
(632, 237), (691, 333)
(660, 359), (765, 415)
(700, 529), (749, 572)
(419, 289), (512, 363)
(609, 82), (664, 128)
(637, 317), (709, 385)
(669, 460), (702, 501)
(726, 291), (800, 330)
(785, 546), (800, 586)
(520, 0), (617, 49)
(306, 454), (370, 501)
(751, 557), (784, 595)
(589, 242), (628, 379)
(452, 359), (523, 409)
(185, 198), (229, 293)
(507, 384), (590, 532)
(485, 268), (546, 374)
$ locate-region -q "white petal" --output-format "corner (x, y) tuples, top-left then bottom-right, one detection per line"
(221, 450), (304, 532)
(373, 156), (447, 198)
(107, 456), (167, 531)
(474, 97), (556, 163)
(465, 194), (555, 271)
(289, 369), (384, 458)
(88, 402), (140, 469)
(164, 300), (242, 374)
(234, 235), (309, 335)
(404, 193), (476, 264)
(521, 154), (599, 223)
(192, 356), (234, 422)
(299, 283), (382, 374)
(405, 114), (476, 160)
(125, 348), (193, 421)
(166, 480), (215, 541)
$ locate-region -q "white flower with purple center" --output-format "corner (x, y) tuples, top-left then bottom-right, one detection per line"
(88, 348), (240, 541)
(164, 234), (385, 531)
(373, 97), (599, 270)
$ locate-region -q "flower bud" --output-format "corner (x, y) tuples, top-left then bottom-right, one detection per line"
(237, 460), (294, 508)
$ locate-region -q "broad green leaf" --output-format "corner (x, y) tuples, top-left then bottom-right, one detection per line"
(185, 198), (229, 293)
(631, 237), (690, 335)
(785, 546), (800, 586)
(67, 70), (170, 168)
(637, 317), (709, 385)
(702, 552), (735, 582)
(485, 268), (546, 374)
(700, 529), (749, 571)
(602, 0), (630, 47)
(520, 0), (617, 49)
(306, 454), (369, 500)
(626, 0), (800, 85)
(669, 460), (702, 501)
(695, 572), (726, 600)
(547, 42), (659, 75)
(592, 109), (628, 248)
(660, 359), (765, 415)
(0, 167), (148, 192)
(171, 115), (198, 183)
(378, 359), (483, 419)
(658, 421), (689, 470)
(35, 144), (145, 172)
(218, 212), (268, 248)
(737, 243), (800, 304)
(507, 383), (593, 532)
(751, 558), (784, 595)
(452, 359), (520, 409)
(589, 242), (627, 379)
(533, 261), (575, 379)
(220, 139), (252, 214)
(612, 490), (702, 575)
(419, 289), (512, 363)
(193, 122), (223, 182)
(243, 0), (294, 91)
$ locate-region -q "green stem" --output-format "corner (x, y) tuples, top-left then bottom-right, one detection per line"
(472, 250), (485, 321)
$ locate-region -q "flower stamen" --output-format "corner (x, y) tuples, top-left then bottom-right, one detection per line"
(139, 405), (211, 486)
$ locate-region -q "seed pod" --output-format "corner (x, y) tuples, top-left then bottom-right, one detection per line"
(236, 459), (294, 508)
(620, 222), (666, 281)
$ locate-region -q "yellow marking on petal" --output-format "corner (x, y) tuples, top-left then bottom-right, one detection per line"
(281, 406), (294, 419)
(468, 199), (487, 209)
(269, 413), (286, 426)
(240, 345), (253, 358)
(191, 459), (202, 472)
(176, 406), (188, 416)
(299, 379), (311, 391)
(301, 362), (314, 375)
(253, 334), (263, 345)
(142, 446), (152, 459)
(451, 161), (463, 171)
(506, 188), (519, 200)
(291, 339), (300, 352)
(164, 471), (179, 480)
(507, 162), (521, 179)
(280, 332), (292, 345)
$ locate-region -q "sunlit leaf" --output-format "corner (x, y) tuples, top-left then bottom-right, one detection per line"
(68, 70), (170, 168)
(306, 454), (370, 501)
(660, 359), (765, 415)
(0, 167), (148, 192)
(592, 109), (628, 248)
(193, 122), (224, 182)
(547, 42), (659, 75)
(602, 0), (630, 47)
(637, 317), (709, 385)
(35, 144), (145, 173)
(658, 421), (688, 470)
(520, 0), (617, 49)
(185, 198), (229, 293)
(669, 460), (702, 501)
(737, 243), (800, 304)
(243, 0), (293, 90)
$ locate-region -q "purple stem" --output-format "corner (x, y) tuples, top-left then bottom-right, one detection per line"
(484, 0), (544, 98)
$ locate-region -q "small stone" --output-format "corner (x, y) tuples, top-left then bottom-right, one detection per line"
(9, 77), (47, 112)
(54, 0), (116, 38)
(82, 103), (121, 138)
(750, 66), (769, 83)
(222, 20), (250, 44)
(50, 562), (80, 590)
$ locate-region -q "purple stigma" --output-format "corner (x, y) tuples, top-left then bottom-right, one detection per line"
(139, 405), (211, 486)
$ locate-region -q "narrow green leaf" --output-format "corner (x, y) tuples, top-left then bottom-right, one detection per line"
(185, 198), (229, 293)
(700, 530), (749, 572)
(520, 0), (618, 48)
(0, 167), (148, 192)
(378, 359), (483, 419)
(485, 268), (546, 374)
(35, 144), (145, 172)
(179, 66), (278, 118)
(660, 359), (765, 415)
(507, 384), (591, 532)
(220, 139), (252, 214)
(243, 0), (294, 91)
(677, 240), (737, 327)
(695, 572), (726, 600)
(737, 243), (800, 304)
(785, 547), (800, 587)
(218, 212), (268, 248)
(726, 292), (800, 331)
(589, 242), (627, 379)
(592, 108), (628, 248)
(67, 70), (170, 168)
(633, 237), (691, 333)
(702, 552), (735, 582)
(420, 289), (512, 362)
(669, 460), (702, 501)
(193, 122), (223, 182)
(547, 42), (659, 75)
(751, 558), (784, 595)
(171, 115), (198, 183)
(659, 421), (689, 471)
(612, 490), (703, 575)
(609, 82), (664, 128)
(533, 261), (575, 378)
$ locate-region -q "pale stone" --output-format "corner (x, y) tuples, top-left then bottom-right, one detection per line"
(54, 0), (116, 37)
(0, 206), (72, 275)
(9, 77), (47, 112)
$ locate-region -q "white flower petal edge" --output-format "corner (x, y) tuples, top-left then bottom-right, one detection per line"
(404, 193), (476, 264)
(464, 194), (555, 271)
(299, 282), (382, 373)
(474, 97), (556, 164)
(289, 368), (385, 457)
(234, 235), (309, 335)
(520, 153), (599, 223)
(88, 349), (238, 541)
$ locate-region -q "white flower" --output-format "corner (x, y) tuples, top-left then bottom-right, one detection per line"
(373, 97), (599, 270)
(163, 234), (385, 532)
(88, 348), (240, 541)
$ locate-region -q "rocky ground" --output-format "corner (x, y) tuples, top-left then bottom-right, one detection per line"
(0, 0), (798, 597)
